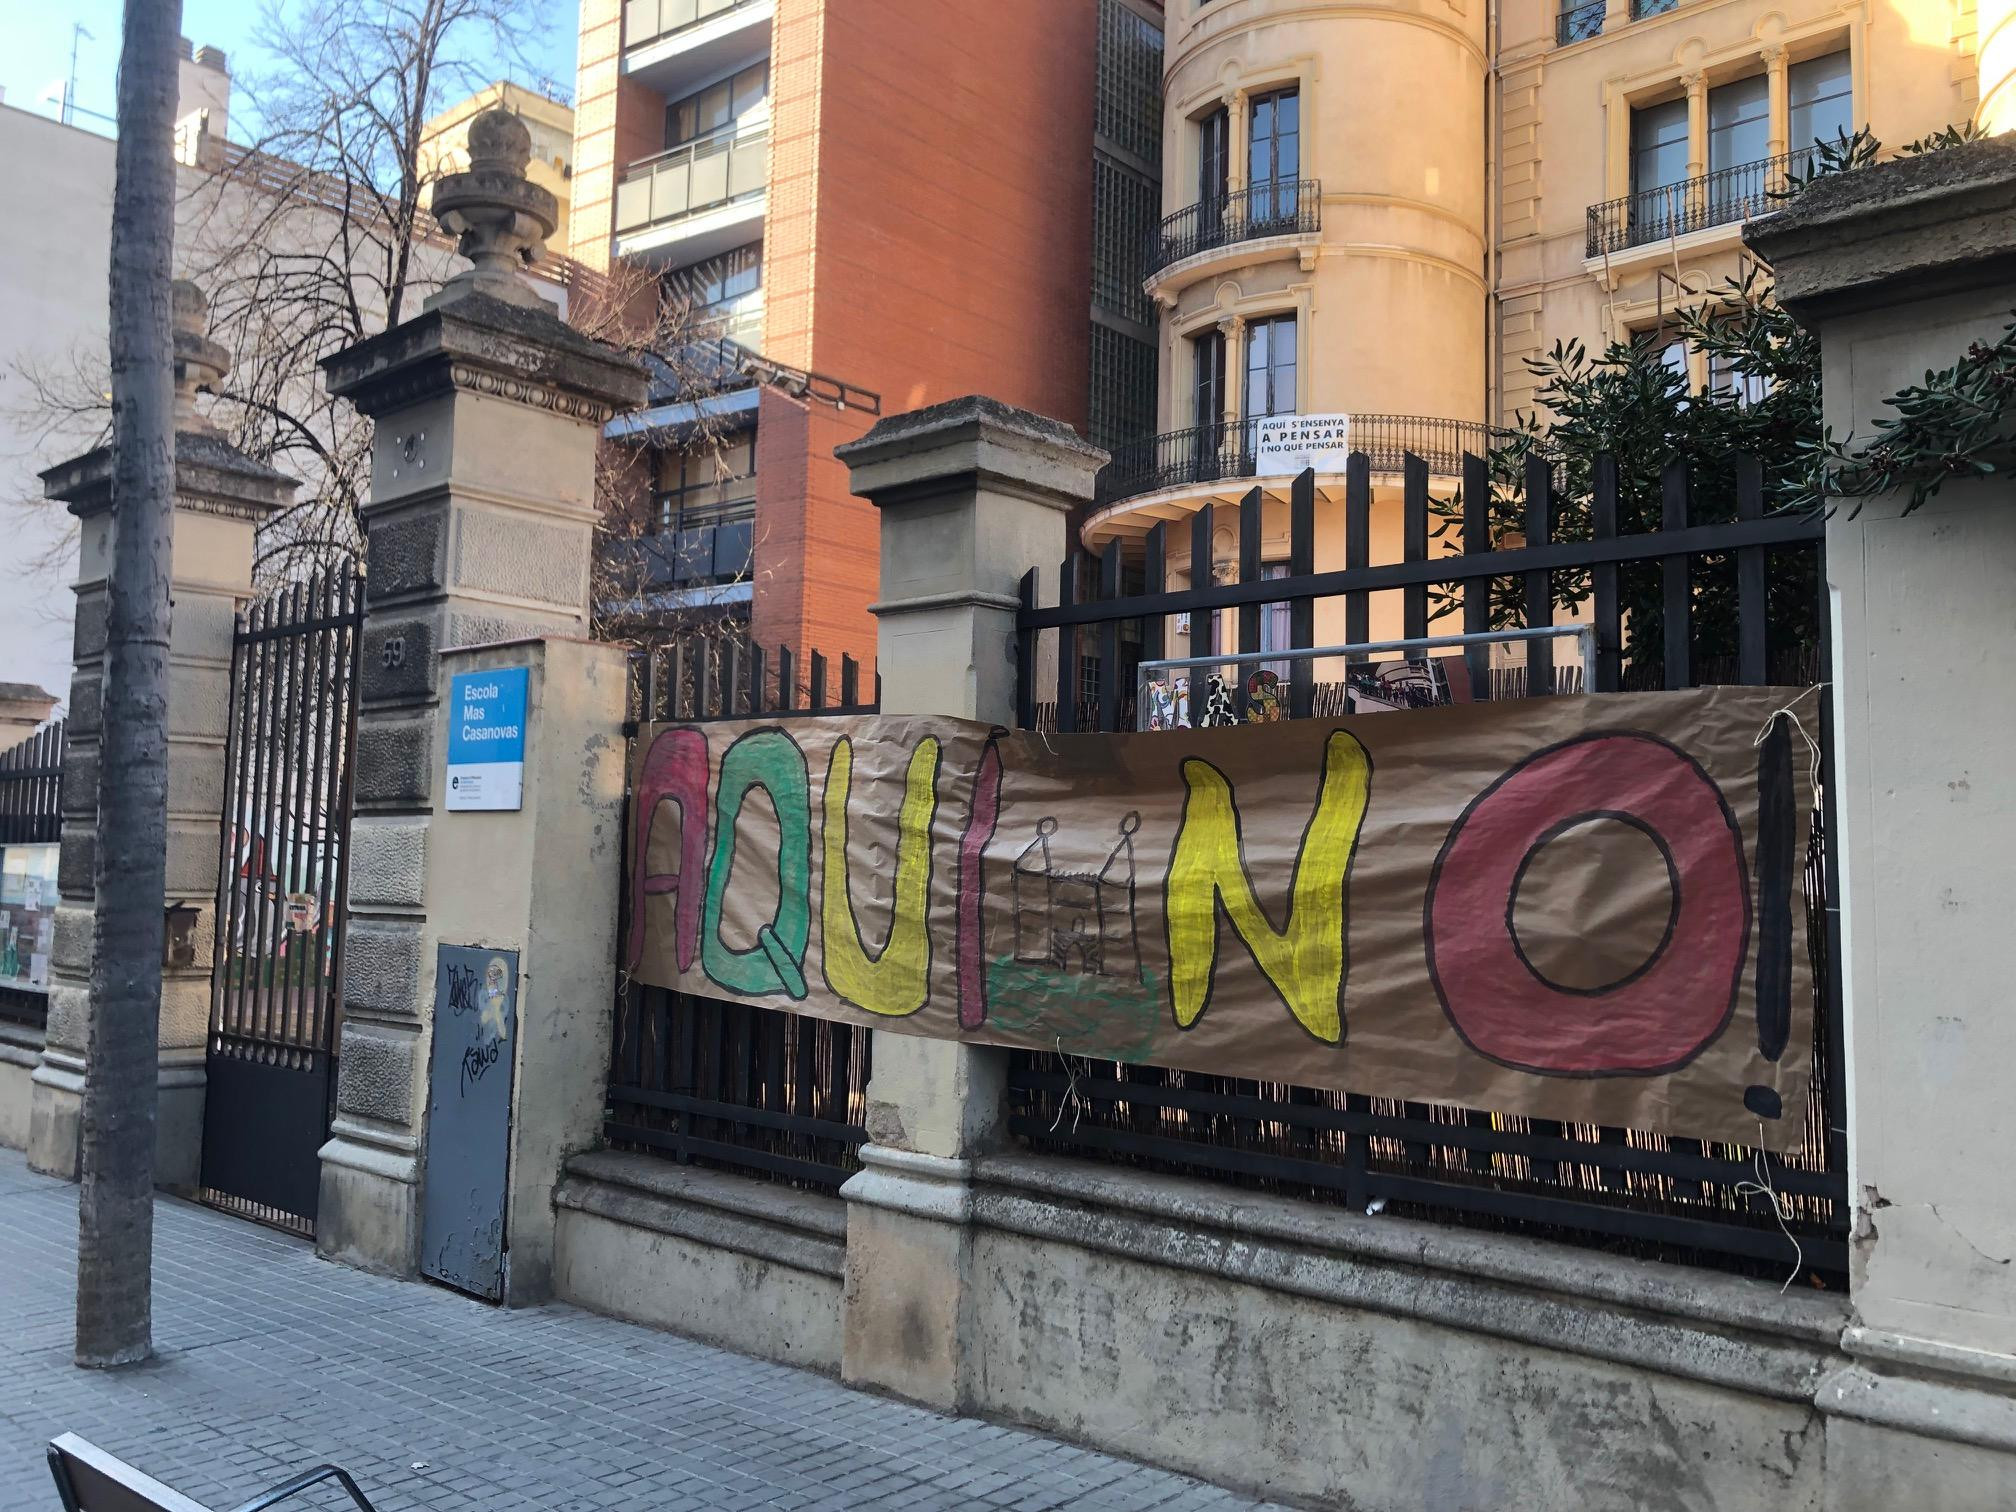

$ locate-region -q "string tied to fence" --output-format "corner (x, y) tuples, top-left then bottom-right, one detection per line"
(1752, 683), (1828, 800)
(1732, 1123), (1806, 1293)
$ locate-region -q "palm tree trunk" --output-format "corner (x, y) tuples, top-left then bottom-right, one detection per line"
(75, 0), (184, 1370)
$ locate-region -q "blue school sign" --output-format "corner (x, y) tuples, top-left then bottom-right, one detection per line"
(446, 667), (529, 812)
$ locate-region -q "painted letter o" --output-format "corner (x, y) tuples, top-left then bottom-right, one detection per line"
(1425, 733), (1749, 1076)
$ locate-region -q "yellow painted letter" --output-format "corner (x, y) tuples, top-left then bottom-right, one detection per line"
(822, 736), (940, 1016)
(1165, 730), (1371, 1042)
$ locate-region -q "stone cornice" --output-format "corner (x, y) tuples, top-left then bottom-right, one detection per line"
(1745, 138), (2016, 324)
(321, 291), (648, 423)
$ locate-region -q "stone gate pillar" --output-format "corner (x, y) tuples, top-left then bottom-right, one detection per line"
(1749, 138), (2016, 1505)
(28, 283), (295, 1189)
(832, 396), (1104, 1409)
(314, 109), (646, 1278)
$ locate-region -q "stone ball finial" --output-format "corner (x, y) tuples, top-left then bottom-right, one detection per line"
(171, 278), (230, 434)
(465, 107), (533, 176)
(428, 106), (558, 311)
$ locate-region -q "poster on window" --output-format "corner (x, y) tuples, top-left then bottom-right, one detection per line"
(626, 687), (1817, 1148)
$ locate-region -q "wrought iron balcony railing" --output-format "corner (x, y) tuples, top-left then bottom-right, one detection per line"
(624, 0), (766, 53)
(1586, 146), (1817, 257)
(614, 128), (768, 239)
(1145, 180), (1321, 278)
(1630, 0), (1678, 17)
(1556, 0), (1604, 44)
(1093, 415), (1511, 509)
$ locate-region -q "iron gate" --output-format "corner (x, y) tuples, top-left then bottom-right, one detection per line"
(200, 564), (363, 1234)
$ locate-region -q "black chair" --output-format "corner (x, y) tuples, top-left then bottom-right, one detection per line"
(48, 1434), (379, 1512)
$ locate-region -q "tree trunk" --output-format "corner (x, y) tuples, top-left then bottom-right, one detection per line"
(76, 0), (185, 1370)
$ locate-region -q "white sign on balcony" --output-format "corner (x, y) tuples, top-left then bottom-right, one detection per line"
(1252, 412), (1351, 475)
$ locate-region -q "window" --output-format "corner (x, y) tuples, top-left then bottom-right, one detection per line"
(1708, 350), (1770, 404)
(1198, 106), (1229, 208)
(1655, 336), (1689, 385)
(1212, 562), (1294, 681)
(666, 61), (768, 150)
(1192, 328), (1226, 433)
(664, 243), (763, 339)
(1088, 324), (1158, 453)
(655, 431), (757, 533)
(1708, 74), (1770, 175)
(1630, 97), (1690, 238)
(1244, 314), (1297, 423)
(1247, 88), (1300, 221)
(1790, 50), (1853, 158)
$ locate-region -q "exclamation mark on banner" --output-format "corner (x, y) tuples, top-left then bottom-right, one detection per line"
(1745, 714), (1797, 1122)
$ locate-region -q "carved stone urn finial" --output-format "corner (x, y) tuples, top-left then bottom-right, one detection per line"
(172, 280), (230, 434)
(428, 107), (559, 310)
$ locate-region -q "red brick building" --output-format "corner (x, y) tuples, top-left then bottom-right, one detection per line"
(571, 0), (1121, 674)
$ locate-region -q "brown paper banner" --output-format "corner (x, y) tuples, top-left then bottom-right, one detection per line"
(628, 686), (1815, 1149)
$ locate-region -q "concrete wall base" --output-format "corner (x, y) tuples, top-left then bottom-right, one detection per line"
(839, 1145), (982, 1411)
(553, 1152), (843, 1374)
(316, 1120), (421, 1277)
(0, 1022), (43, 1151)
(27, 1048), (85, 1178)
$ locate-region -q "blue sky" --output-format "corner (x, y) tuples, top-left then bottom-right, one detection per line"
(3, 1), (577, 138)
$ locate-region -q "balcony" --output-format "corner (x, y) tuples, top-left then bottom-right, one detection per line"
(614, 516), (755, 592)
(1144, 180), (1322, 281)
(1093, 415), (1507, 511)
(1586, 148), (1815, 257)
(1555, 0), (1603, 45)
(613, 128), (767, 262)
(624, 0), (772, 97)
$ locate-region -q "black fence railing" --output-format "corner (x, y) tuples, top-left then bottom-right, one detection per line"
(0, 719), (62, 847)
(1146, 179), (1321, 276)
(1556, 0), (1604, 43)
(1095, 414), (1507, 509)
(1587, 147), (1817, 256)
(0, 719), (62, 1031)
(1013, 455), (1847, 1286)
(1631, 0), (1678, 16)
(607, 634), (879, 1192)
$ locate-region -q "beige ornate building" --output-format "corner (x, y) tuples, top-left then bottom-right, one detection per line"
(1091, 0), (1993, 644)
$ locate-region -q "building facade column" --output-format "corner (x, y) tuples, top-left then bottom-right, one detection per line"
(1749, 139), (2016, 1507)
(1220, 313), (1247, 434)
(313, 110), (646, 1277)
(1226, 87), (1250, 196)
(1683, 70), (1710, 223)
(1764, 45), (1790, 160)
(27, 284), (293, 1189)
(832, 396), (1104, 1410)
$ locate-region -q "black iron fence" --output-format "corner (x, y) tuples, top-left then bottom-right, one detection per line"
(1587, 147), (1817, 256)
(201, 565), (364, 1235)
(1146, 179), (1321, 276)
(1012, 455), (1848, 1285)
(1095, 414), (1505, 509)
(0, 719), (63, 1030)
(607, 633), (878, 1192)
(0, 720), (61, 846)
(1556, 0), (1604, 43)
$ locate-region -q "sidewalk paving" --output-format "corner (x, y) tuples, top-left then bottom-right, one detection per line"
(0, 1151), (1284, 1512)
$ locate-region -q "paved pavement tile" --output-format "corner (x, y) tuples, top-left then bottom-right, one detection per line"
(0, 1151), (1286, 1511)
